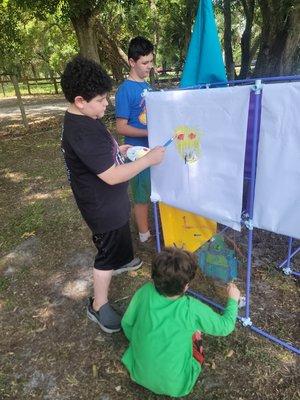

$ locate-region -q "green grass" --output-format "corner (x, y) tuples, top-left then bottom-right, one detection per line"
(0, 202), (45, 254)
(0, 82), (61, 97)
(0, 74), (179, 98)
(0, 276), (10, 293)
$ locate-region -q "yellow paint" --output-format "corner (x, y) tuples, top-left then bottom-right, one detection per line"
(159, 202), (216, 252)
(174, 125), (203, 164)
(138, 109), (147, 125)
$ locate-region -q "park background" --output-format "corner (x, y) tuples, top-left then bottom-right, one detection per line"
(0, 1), (299, 399)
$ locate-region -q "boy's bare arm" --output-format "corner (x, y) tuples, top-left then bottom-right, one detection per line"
(116, 118), (148, 137)
(98, 146), (165, 185)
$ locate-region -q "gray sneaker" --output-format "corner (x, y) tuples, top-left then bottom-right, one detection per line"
(87, 298), (121, 333)
(112, 257), (143, 276)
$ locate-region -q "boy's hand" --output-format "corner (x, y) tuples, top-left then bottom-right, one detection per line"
(227, 282), (240, 302)
(144, 146), (165, 166)
(119, 144), (132, 155)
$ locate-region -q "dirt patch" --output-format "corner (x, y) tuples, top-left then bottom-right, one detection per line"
(0, 96), (299, 400)
(0, 93), (116, 141)
(0, 95), (66, 140)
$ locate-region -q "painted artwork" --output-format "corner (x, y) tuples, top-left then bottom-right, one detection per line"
(159, 202), (216, 252)
(174, 125), (203, 164)
(145, 85), (250, 231)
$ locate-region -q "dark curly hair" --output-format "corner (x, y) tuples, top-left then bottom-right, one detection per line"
(151, 247), (198, 297)
(61, 56), (112, 103)
(128, 36), (154, 61)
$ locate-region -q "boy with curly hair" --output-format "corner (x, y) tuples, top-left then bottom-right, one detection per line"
(60, 56), (165, 333)
(121, 247), (240, 397)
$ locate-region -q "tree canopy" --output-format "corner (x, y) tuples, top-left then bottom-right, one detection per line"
(0, 0), (299, 81)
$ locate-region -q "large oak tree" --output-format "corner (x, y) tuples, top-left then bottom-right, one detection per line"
(254, 0), (299, 76)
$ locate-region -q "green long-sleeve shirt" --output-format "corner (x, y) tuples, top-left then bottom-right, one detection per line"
(121, 282), (238, 397)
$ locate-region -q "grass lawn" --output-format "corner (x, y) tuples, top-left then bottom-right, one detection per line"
(0, 107), (299, 400)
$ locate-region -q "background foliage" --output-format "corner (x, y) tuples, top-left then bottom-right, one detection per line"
(0, 0), (299, 81)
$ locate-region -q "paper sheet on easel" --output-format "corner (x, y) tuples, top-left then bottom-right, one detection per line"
(253, 82), (300, 239)
(146, 86), (250, 231)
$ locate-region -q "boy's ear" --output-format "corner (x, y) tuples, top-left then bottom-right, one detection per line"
(128, 58), (136, 68)
(74, 96), (86, 109)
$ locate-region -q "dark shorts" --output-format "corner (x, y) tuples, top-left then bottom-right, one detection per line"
(130, 168), (151, 204)
(92, 222), (134, 271)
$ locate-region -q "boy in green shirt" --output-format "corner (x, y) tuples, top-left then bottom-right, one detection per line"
(121, 247), (240, 397)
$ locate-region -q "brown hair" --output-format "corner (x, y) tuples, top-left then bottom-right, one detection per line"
(151, 247), (198, 296)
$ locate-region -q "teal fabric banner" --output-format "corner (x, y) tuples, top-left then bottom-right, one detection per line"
(180, 0), (227, 87)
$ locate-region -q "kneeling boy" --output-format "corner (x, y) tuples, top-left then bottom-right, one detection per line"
(121, 247), (240, 397)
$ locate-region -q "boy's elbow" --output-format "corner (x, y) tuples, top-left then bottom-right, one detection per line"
(105, 178), (117, 185)
(211, 319), (237, 337)
(104, 176), (121, 185)
(221, 320), (237, 336)
(98, 172), (119, 186)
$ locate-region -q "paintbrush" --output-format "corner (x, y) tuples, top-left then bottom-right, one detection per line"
(163, 134), (177, 147)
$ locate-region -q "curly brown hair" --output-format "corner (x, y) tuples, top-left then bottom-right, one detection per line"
(61, 56), (112, 103)
(151, 247), (198, 297)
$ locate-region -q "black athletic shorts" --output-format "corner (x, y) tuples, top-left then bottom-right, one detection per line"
(92, 221), (134, 270)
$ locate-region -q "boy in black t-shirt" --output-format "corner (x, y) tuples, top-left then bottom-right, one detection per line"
(61, 56), (165, 333)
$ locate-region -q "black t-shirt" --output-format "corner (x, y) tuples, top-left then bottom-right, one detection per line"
(61, 111), (130, 234)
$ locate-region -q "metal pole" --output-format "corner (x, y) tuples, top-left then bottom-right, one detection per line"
(244, 80), (262, 320)
(176, 75), (300, 92)
(278, 245), (300, 269)
(188, 289), (300, 355)
(153, 201), (162, 252)
(286, 237), (293, 269)
(250, 325), (300, 355)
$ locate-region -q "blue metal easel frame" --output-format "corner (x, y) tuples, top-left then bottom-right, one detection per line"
(277, 237), (300, 278)
(152, 75), (300, 355)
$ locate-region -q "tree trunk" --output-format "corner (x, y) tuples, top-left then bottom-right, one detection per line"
(30, 63), (39, 83)
(281, 3), (300, 74)
(11, 74), (28, 129)
(223, 0), (235, 79)
(95, 19), (128, 81)
(239, 0), (255, 79)
(250, 34), (261, 61)
(49, 69), (59, 94)
(0, 77), (6, 96)
(183, 0), (198, 57)
(254, 0), (299, 77)
(70, 11), (100, 63)
(110, 62), (125, 82)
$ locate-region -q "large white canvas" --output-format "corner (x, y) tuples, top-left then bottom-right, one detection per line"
(253, 82), (300, 239)
(145, 86), (250, 230)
